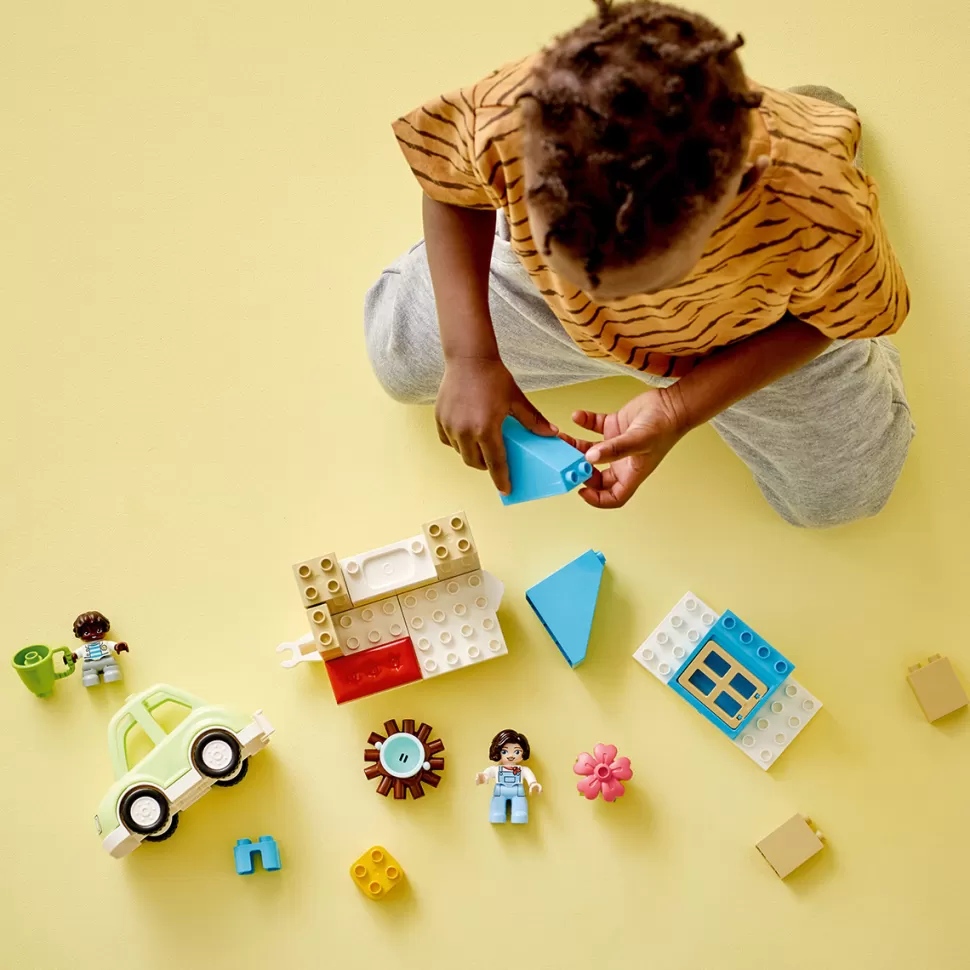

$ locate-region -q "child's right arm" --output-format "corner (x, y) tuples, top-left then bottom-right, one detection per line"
(424, 194), (557, 496)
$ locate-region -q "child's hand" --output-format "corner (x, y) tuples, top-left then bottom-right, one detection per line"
(435, 356), (558, 495)
(559, 388), (687, 509)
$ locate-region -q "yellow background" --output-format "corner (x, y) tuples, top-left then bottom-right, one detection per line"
(2, 1), (968, 967)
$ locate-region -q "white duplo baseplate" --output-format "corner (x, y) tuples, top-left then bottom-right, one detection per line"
(633, 591), (719, 684)
(333, 598), (408, 655)
(732, 677), (823, 770)
(339, 535), (437, 606)
(399, 570), (507, 679)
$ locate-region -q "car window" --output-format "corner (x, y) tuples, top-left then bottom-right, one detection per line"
(143, 688), (180, 709)
(123, 715), (156, 769)
(149, 698), (191, 734)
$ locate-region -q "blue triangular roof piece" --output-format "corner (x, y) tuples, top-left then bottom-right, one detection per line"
(526, 550), (606, 668)
(500, 416), (593, 506)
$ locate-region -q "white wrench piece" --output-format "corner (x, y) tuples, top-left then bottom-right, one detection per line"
(276, 632), (321, 668)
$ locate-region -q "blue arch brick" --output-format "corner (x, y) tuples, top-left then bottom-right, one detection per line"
(234, 835), (282, 875)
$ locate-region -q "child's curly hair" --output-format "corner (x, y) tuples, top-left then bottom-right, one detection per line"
(520, 0), (763, 287)
(73, 610), (110, 640)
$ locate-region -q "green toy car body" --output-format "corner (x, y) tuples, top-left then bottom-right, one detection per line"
(95, 683), (273, 858)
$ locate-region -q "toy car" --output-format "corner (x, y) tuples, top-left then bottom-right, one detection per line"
(94, 684), (273, 858)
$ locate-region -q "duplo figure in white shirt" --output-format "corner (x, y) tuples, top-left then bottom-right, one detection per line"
(476, 729), (542, 824)
(72, 611), (129, 687)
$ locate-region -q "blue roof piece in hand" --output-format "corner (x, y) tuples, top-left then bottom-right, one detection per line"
(500, 416), (593, 506)
(526, 550), (606, 668)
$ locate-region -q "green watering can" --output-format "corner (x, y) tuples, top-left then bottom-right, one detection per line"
(12, 644), (76, 697)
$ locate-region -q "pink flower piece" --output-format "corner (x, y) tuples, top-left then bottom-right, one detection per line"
(573, 743), (633, 802)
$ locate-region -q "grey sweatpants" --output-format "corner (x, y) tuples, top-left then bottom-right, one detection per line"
(364, 87), (915, 528)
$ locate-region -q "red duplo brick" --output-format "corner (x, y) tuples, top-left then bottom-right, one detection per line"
(325, 637), (422, 703)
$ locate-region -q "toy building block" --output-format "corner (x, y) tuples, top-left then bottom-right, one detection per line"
(670, 611), (793, 738)
(756, 815), (824, 879)
(526, 550), (605, 668)
(634, 592), (719, 684)
(339, 535), (438, 607)
(283, 513), (510, 703)
(632, 592), (822, 770)
(350, 846), (404, 900)
(324, 637), (422, 704)
(421, 512), (480, 580)
(332, 598), (408, 655)
(364, 719), (444, 799)
(292, 553), (352, 612)
(907, 655), (968, 722)
(305, 604), (342, 660)
(399, 571), (507, 679)
(234, 836), (282, 875)
(732, 677), (822, 769)
(499, 416), (593, 506)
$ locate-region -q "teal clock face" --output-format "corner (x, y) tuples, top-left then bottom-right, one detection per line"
(378, 733), (426, 778)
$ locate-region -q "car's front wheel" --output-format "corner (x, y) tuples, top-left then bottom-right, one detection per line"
(191, 729), (242, 780)
(144, 812), (179, 842)
(119, 787), (174, 839)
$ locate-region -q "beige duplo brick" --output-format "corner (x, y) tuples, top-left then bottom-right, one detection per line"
(907, 655), (968, 722)
(421, 512), (481, 580)
(757, 814), (824, 879)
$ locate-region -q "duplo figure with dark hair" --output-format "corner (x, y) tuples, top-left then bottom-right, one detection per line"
(476, 730), (542, 824)
(72, 611), (129, 687)
(366, 0), (914, 528)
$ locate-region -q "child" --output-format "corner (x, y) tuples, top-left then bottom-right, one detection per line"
(365, 0), (914, 527)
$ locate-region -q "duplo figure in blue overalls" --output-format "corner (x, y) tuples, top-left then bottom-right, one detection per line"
(475, 729), (542, 824)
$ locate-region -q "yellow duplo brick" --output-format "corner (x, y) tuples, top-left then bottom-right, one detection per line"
(349, 846), (404, 900)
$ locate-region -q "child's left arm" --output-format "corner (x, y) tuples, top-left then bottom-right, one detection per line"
(521, 766), (542, 794)
(561, 313), (831, 509)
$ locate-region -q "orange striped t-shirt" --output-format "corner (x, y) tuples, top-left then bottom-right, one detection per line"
(392, 56), (909, 378)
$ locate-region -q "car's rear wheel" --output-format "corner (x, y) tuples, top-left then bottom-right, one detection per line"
(215, 756), (249, 787)
(191, 730), (242, 780)
(120, 787), (172, 838)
